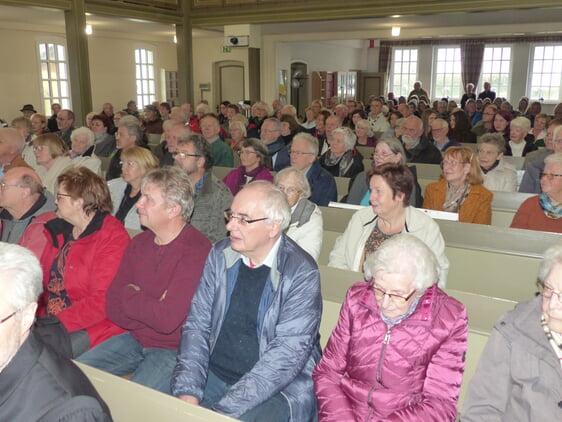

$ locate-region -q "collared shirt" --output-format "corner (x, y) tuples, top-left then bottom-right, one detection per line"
(241, 236), (282, 268)
(194, 172), (207, 197)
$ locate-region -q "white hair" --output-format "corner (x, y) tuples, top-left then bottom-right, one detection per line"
(241, 181), (291, 231)
(70, 126), (95, 147)
(332, 127), (356, 150)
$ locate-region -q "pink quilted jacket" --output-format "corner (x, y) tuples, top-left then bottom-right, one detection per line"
(313, 282), (468, 421)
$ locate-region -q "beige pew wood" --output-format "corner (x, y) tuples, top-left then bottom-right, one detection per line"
(334, 176), (351, 201)
(76, 362), (238, 422)
(319, 206), (356, 233)
(318, 230), (342, 266)
(213, 166), (234, 180)
(460, 143), (478, 153)
(356, 145), (374, 159)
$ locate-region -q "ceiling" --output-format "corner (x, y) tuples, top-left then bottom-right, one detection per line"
(2, 4), (562, 41)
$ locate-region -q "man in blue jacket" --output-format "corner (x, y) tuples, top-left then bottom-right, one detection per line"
(172, 181), (322, 422)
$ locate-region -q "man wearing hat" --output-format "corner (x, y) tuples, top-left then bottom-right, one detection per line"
(142, 105), (163, 135)
(20, 104), (36, 119)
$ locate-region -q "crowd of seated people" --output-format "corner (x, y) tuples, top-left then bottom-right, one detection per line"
(2, 89), (562, 420)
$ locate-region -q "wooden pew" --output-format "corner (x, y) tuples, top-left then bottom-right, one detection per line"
(213, 166), (234, 181)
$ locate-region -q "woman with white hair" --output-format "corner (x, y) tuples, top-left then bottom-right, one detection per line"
(354, 119), (376, 147)
(462, 241), (562, 420)
(477, 133), (517, 192)
(511, 153), (562, 233)
(319, 127), (364, 178)
(274, 167), (323, 261)
(506, 116), (537, 157)
(69, 127), (102, 174)
(314, 234), (468, 421)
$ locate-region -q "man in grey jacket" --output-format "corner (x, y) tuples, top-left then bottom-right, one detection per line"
(172, 181), (322, 421)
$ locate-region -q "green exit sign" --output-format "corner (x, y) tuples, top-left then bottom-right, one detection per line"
(222, 45), (231, 53)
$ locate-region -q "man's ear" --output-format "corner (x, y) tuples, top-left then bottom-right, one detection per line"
(20, 302), (37, 333)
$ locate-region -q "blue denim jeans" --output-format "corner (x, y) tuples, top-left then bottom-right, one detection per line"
(201, 370), (290, 422)
(77, 332), (176, 394)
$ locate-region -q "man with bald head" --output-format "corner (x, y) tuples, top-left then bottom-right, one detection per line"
(401, 115), (442, 164)
(0, 167), (56, 258)
(0, 128), (30, 178)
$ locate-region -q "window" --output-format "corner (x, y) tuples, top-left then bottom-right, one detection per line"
(433, 47), (462, 100)
(135, 48), (156, 108)
(530, 45), (562, 101)
(164, 71), (179, 104)
(38, 42), (71, 113)
(481, 46), (512, 99)
(390, 48), (418, 97)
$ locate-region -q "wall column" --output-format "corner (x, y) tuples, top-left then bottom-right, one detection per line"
(65, 0), (92, 125)
(177, 0), (194, 104)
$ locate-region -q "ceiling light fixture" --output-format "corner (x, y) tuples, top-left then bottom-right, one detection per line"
(85, 24), (92, 35)
(173, 35), (178, 44)
(391, 26), (401, 37)
(391, 15), (401, 18)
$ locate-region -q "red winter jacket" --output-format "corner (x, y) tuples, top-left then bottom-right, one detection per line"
(38, 213), (130, 349)
(313, 282), (468, 421)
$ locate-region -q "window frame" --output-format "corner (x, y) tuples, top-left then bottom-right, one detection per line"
(36, 39), (72, 114)
(134, 47), (157, 109)
(480, 44), (513, 100)
(432, 45), (462, 100)
(528, 43), (562, 103)
(390, 47), (419, 98)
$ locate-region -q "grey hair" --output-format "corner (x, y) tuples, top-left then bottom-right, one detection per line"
(553, 125), (562, 142)
(70, 126), (95, 147)
(0, 242), (43, 312)
(432, 118), (449, 130)
(292, 132), (319, 156)
(538, 241), (562, 287)
(141, 167), (195, 222)
(478, 132), (506, 154)
(332, 127), (357, 150)
(274, 166), (312, 199)
(241, 180), (291, 231)
(510, 116), (531, 131)
(229, 120), (247, 137)
(264, 118), (282, 132)
(406, 115), (424, 132)
(544, 152), (562, 167)
(119, 115), (142, 142)
(363, 233), (439, 291)
(376, 137), (407, 164)
(355, 119), (375, 137)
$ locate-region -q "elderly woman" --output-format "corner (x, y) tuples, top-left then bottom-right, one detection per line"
(222, 138), (273, 195)
(354, 119), (376, 147)
(30, 113), (48, 139)
(329, 164), (449, 283)
(69, 127), (102, 174)
(530, 112), (549, 147)
(346, 137), (423, 207)
(90, 114), (115, 157)
(38, 167), (130, 357)
(319, 127), (364, 179)
(506, 116), (537, 157)
(462, 242), (562, 420)
(316, 234), (467, 421)
(227, 119), (247, 153)
(108, 146), (159, 230)
(423, 146), (493, 224)
(511, 153), (562, 233)
(477, 133), (517, 192)
(274, 167), (323, 261)
(33, 133), (74, 194)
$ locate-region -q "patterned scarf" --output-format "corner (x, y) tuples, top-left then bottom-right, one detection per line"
(235, 165), (265, 195)
(443, 183), (471, 213)
(539, 193), (562, 219)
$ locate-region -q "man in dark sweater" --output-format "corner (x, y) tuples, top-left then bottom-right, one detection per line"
(77, 167), (211, 394)
(0, 243), (112, 421)
(401, 115), (442, 165)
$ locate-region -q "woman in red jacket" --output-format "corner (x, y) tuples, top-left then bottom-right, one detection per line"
(38, 167), (130, 357)
(314, 234), (468, 421)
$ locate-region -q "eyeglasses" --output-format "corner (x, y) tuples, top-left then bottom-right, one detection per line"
(224, 209), (268, 225)
(119, 160), (139, 167)
(441, 159), (466, 168)
(56, 193), (72, 200)
(543, 283), (562, 302)
(483, 112), (496, 116)
(540, 172), (562, 180)
(277, 185), (301, 195)
(172, 151), (201, 159)
(288, 150), (314, 156)
(33, 145), (45, 152)
(238, 150), (258, 156)
(0, 311), (16, 325)
(374, 151), (395, 159)
(371, 282), (417, 304)
(0, 183), (21, 191)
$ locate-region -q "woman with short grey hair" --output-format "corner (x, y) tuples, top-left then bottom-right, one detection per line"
(274, 167), (323, 261)
(319, 126), (364, 178)
(463, 241), (562, 420)
(315, 234), (468, 421)
(477, 132), (517, 192)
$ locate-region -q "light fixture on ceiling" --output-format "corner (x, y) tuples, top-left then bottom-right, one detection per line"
(391, 15), (401, 18)
(85, 24), (92, 35)
(173, 35), (177, 44)
(391, 26), (400, 37)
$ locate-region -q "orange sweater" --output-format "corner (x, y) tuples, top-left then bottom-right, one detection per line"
(423, 179), (493, 225)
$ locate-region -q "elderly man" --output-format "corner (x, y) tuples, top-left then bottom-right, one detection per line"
(78, 167), (211, 393)
(0, 167), (55, 258)
(154, 120), (190, 167)
(478, 82), (496, 102)
(431, 118), (459, 152)
(0, 128), (30, 177)
(290, 132), (337, 206)
(55, 109), (75, 147)
(0, 243), (112, 420)
(368, 98), (390, 138)
(401, 116), (442, 164)
(172, 181), (322, 422)
(106, 116), (144, 180)
(142, 105), (164, 135)
(174, 133), (232, 243)
(47, 103), (61, 132)
(199, 114), (233, 167)
(69, 127), (102, 174)
(20, 104), (36, 119)
(260, 117), (290, 171)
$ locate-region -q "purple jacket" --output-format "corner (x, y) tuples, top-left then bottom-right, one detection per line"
(222, 166), (274, 195)
(313, 282), (467, 421)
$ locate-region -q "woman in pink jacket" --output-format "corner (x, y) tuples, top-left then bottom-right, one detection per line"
(313, 234), (468, 421)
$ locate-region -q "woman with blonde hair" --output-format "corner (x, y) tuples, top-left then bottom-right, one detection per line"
(423, 146), (493, 224)
(33, 133), (73, 194)
(354, 119), (376, 147)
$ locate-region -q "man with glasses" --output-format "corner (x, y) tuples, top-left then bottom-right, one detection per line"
(55, 109), (75, 148)
(0, 167), (55, 258)
(172, 180), (321, 422)
(174, 133), (232, 243)
(289, 132), (337, 206)
(431, 118), (459, 152)
(78, 167), (211, 393)
(0, 242), (112, 420)
(260, 118), (290, 171)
